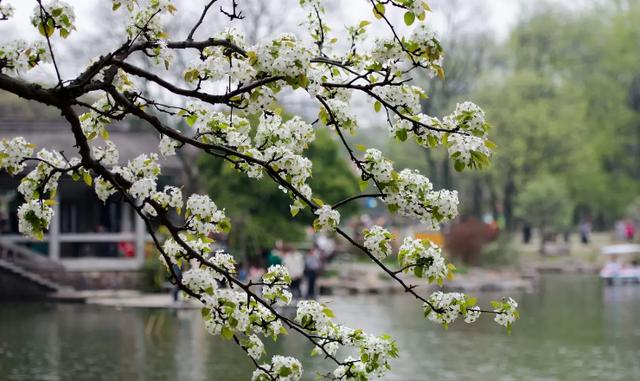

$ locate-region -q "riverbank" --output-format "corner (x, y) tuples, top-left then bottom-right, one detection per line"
(320, 262), (536, 295)
(44, 262), (536, 309)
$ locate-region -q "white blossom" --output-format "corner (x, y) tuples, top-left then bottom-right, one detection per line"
(17, 199), (54, 239)
(0, 2), (14, 19)
(423, 291), (481, 327)
(363, 225), (393, 260)
(262, 265), (292, 306)
(129, 177), (156, 200)
(0, 40), (50, 76)
(252, 356), (303, 381)
(245, 334), (265, 361)
(0, 137), (34, 175)
(159, 135), (179, 156)
(92, 140), (119, 166)
(313, 205), (340, 232)
(363, 148), (394, 183)
(398, 237), (449, 283)
(94, 176), (116, 202)
(493, 297), (519, 328)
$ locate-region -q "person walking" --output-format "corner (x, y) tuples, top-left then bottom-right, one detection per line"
(304, 245), (322, 299)
(282, 243), (304, 299)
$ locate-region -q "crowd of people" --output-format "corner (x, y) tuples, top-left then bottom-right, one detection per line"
(244, 241), (328, 300)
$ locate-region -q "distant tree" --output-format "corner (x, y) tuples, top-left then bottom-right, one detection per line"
(515, 175), (572, 252)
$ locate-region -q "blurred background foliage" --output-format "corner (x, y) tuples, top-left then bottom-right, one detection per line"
(158, 1), (640, 257)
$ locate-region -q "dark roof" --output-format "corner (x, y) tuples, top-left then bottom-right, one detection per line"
(0, 119), (183, 170)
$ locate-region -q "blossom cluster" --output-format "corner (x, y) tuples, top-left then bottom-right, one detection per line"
(492, 297), (520, 332)
(398, 237), (450, 284)
(0, 2), (14, 20)
(0, 137), (34, 175)
(252, 356), (303, 381)
(423, 291), (481, 328)
(0, 40), (50, 76)
(94, 176), (116, 202)
(112, 153), (161, 204)
(181, 105), (316, 216)
(185, 194), (230, 236)
(17, 199), (55, 240)
(362, 152), (460, 229)
(362, 148), (393, 183)
(159, 135), (179, 157)
(31, 0), (76, 38)
(18, 149), (72, 202)
(113, 0), (177, 42)
(372, 85), (425, 115)
(384, 102), (493, 171)
(184, 104), (252, 151)
(151, 185), (182, 211)
(92, 141), (119, 166)
(79, 71), (135, 140)
(261, 265), (293, 306)
(295, 300), (399, 380)
(184, 42), (254, 84)
(251, 33), (312, 78)
(363, 225), (393, 260)
(313, 205), (340, 233)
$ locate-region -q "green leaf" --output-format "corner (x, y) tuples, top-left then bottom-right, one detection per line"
(83, 172), (93, 186)
(372, 3), (385, 19)
(396, 129), (408, 142)
(404, 12), (415, 26)
(359, 179), (369, 192)
(454, 160), (465, 172)
(279, 367), (292, 377)
(221, 326), (234, 340)
(38, 22), (55, 38)
(185, 114), (198, 127)
(374, 101), (382, 112)
(322, 307), (336, 318)
(312, 197), (324, 206)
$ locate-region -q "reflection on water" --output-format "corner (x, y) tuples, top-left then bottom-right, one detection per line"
(1, 274), (639, 381)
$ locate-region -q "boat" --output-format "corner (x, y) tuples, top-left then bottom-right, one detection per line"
(599, 244), (640, 285)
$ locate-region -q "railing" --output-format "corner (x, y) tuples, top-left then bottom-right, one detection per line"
(0, 239), (65, 272)
(0, 232), (137, 243)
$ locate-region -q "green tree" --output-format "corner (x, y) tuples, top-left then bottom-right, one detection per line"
(199, 128), (359, 257)
(515, 175), (573, 251)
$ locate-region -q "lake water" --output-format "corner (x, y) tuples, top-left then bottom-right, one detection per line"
(1, 274), (639, 381)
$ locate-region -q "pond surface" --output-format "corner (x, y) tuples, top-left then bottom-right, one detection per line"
(1, 274), (639, 381)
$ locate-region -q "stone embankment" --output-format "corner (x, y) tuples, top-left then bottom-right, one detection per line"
(319, 262), (537, 295)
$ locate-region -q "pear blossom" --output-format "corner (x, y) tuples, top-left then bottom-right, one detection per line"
(17, 199), (54, 239)
(363, 225), (393, 260)
(313, 205), (340, 232)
